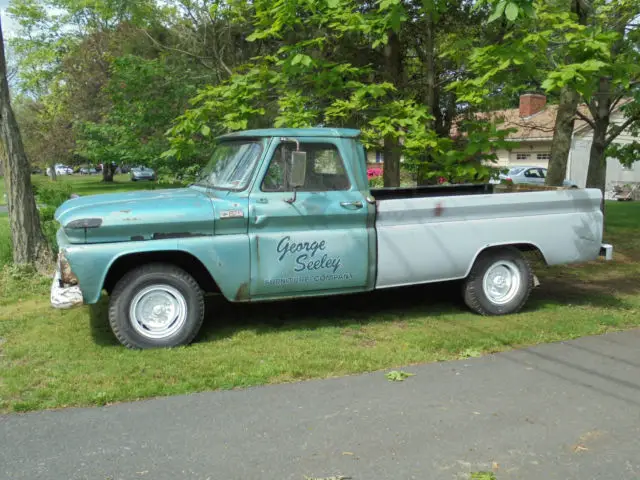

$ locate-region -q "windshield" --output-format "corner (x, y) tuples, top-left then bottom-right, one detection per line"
(195, 141), (263, 190)
(508, 167), (526, 175)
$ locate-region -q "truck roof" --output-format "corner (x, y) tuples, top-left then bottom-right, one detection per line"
(217, 127), (361, 140)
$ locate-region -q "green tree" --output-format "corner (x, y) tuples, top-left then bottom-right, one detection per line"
(582, 0), (640, 193)
(456, 0), (640, 197)
(166, 0), (511, 187)
(0, 17), (52, 270)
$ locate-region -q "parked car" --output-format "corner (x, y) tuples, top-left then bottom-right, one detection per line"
(47, 164), (73, 176)
(78, 167), (98, 175)
(130, 166), (156, 181)
(492, 166), (578, 188)
(51, 128), (613, 349)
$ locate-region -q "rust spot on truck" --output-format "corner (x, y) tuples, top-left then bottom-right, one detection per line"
(58, 252), (79, 286)
(235, 282), (250, 302)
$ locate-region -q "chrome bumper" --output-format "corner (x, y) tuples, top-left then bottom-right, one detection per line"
(599, 243), (613, 261)
(50, 269), (83, 309)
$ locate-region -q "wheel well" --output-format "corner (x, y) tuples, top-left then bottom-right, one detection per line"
(478, 243), (547, 265)
(103, 251), (220, 295)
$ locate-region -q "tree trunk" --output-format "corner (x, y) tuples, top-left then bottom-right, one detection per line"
(49, 160), (57, 181)
(418, 12), (436, 186)
(545, 0), (588, 187)
(586, 78), (611, 194)
(545, 86), (580, 186)
(586, 122), (607, 192)
(586, 83), (609, 215)
(383, 134), (401, 187)
(382, 30), (403, 188)
(0, 18), (52, 270)
(102, 162), (114, 182)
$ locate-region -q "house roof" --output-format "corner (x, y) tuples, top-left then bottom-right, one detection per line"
(470, 104), (592, 141)
(456, 98), (632, 141)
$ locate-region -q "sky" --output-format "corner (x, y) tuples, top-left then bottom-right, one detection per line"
(0, 0), (19, 39)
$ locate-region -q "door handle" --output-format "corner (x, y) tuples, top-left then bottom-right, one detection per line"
(340, 201), (363, 209)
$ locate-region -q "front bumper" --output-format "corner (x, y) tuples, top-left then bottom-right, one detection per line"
(599, 243), (613, 261)
(50, 269), (84, 309)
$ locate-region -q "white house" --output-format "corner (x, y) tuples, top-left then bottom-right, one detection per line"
(488, 93), (640, 191)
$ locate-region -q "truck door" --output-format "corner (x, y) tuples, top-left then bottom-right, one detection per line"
(248, 137), (371, 298)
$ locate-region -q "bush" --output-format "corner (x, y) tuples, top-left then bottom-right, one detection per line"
(34, 182), (73, 208)
(33, 182), (74, 254)
(0, 215), (11, 269)
(369, 175), (384, 188)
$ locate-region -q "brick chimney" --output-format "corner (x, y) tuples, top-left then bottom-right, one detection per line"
(519, 93), (546, 118)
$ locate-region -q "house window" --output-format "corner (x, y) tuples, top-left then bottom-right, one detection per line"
(536, 153), (551, 161)
(515, 153), (530, 161)
(622, 164), (634, 172)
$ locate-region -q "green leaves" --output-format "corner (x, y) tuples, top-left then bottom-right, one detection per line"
(486, 0), (534, 23)
(487, 0), (507, 23)
(505, 2), (519, 21)
(385, 370), (415, 381)
(290, 54), (313, 67)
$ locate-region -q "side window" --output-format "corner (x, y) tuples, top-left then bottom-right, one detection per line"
(524, 168), (541, 178)
(261, 143), (350, 192)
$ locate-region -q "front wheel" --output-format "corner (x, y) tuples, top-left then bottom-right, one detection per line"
(462, 248), (533, 316)
(108, 263), (205, 349)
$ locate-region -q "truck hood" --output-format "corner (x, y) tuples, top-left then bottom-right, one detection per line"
(55, 188), (217, 244)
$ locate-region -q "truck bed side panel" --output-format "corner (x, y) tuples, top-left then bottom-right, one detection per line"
(375, 189), (604, 289)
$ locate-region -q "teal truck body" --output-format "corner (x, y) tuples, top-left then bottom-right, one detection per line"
(51, 128), (613, 349)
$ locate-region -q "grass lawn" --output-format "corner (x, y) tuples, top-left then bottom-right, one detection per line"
(0, 201), (639, 413)
(0, 173), (180, 205)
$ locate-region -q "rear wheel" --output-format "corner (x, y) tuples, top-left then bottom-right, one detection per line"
(108, 263), (205, 349)
(463, 248), (533, 315)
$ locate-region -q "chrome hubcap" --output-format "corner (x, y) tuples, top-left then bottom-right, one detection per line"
(129, 285), (187, 339)
(482, 260), (521, 305)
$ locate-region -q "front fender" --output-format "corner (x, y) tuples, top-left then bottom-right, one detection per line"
(61, 230), (250, 304)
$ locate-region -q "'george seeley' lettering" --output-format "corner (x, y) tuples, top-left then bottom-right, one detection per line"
(277, 236), (342, 273)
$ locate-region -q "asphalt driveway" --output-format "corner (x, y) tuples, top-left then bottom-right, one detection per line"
(2, 328), (640, 480)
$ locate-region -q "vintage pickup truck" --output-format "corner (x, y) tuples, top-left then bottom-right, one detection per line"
(51, 128), (613, 349)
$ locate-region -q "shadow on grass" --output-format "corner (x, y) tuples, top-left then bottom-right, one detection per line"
(530, 264), (640, 310)
(89, 300), (120, 347)
(88, 282), (466, 347)
(88, 263), (638, 348)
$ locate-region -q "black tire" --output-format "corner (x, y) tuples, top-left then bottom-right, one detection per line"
(463, 247), (533, 316)
(108, 263), (205, 349)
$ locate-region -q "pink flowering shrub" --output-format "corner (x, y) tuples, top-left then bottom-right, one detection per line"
(367, 167), (383, 179)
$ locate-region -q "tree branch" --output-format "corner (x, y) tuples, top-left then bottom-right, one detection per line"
(610, 93), (625, 112)
(139, 29), (216, 71)
(605, 113), (640, 147)
(575, 109), (595, 130)
(587, 97), (598, 119)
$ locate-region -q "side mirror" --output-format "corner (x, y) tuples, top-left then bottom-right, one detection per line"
(289, 151), (307, 188)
